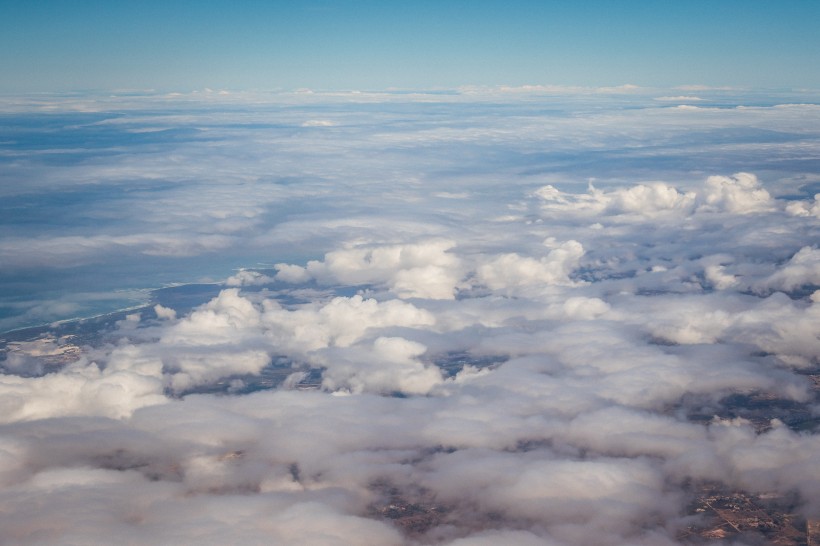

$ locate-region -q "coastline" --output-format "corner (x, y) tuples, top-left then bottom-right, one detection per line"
(0, 281), (225, 344)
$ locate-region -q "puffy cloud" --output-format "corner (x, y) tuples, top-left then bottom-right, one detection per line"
(225, 269), (276, 287)
(696, 172), (775, 214)
(756, 246), (820, 293)
(105, 290), (440, 393)
(534, 173), (776, 221)
(703, 264), (739, 290)
(153, 304), (177, 320)
(786, 193), (820, 218)
(621, 290), (820, 370)
(475, 239), (585, 294)
(0, 352), (166, 423)
(607, 182), (696, 214)
(276, 240), (464, 300)
(167, 350), (271, 392)
(319, 336), (444, 395)
(261, 294), (436, 353)
(534, 181), (696, 219)
(161, 289), (262, 346)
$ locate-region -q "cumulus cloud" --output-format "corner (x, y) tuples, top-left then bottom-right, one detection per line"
(0, 347), (166, 423)
(161, 288), (262, 347)
(261, 294), (436, 353)
(153, 304), (176, 320)
(475, 239), (585, 293)
(275, 240), (465, 300)
(225, 269), (276, 287)
(533, 172), (775, 220)
(319, 336), (444, 395)
(696, 172), (775, 214)
(786, 193), (820, 218)
(756, 246), (820, 293)
(533, 181), (697, 219)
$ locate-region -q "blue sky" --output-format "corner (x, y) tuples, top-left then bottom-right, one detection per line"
(1, 0), (819, 92)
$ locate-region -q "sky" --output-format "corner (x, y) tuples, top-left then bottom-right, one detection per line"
(1, 0), (820, 92)
(1, 2), (820, 545)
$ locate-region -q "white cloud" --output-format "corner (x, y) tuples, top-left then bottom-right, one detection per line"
(153, 304), (176, 320)
(756, 246), (820, 293)
(161, 289), (262, 347)
(261, 294), (436, 353)
(475, 239), (585, 293)
(786, 194), (820, 218)
(225, 269), (275, 287)
(534, 173), (776, 220)
(276, 239), (465, 300)
(0, 350), (166, 423)
(319, 336), (443, 395)
(696, 172), (775, 214)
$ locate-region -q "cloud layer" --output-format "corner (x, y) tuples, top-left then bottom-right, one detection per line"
(1, 88), (819, 544)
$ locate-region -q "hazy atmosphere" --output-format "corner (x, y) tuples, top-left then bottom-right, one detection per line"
(1, 2), (819, 545)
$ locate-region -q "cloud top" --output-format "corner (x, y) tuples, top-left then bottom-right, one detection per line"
(1, 91), (819, 544)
